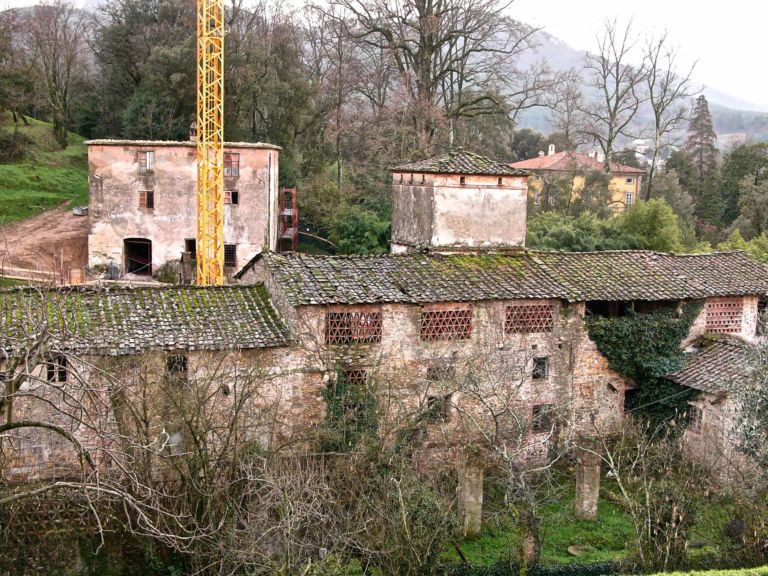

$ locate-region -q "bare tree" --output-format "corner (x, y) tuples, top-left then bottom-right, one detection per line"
(547, 69), (585, 151)
(580, 19), (646, 172)
(644, 32), (696, 200)
(22, 1), (87, 147)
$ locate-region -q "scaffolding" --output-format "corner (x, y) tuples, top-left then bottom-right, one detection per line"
(196, 0), (225, 285)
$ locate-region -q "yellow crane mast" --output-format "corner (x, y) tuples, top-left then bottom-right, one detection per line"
(196, 0), (225, 285)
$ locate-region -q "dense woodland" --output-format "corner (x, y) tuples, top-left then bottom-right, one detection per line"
(2, 0), (768, 258)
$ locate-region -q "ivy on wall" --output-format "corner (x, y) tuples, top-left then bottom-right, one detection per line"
(320, 369), (380, 452)
(585, 301), (704, 422)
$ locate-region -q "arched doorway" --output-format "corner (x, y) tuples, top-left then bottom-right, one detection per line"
(124, 238), (152, 275)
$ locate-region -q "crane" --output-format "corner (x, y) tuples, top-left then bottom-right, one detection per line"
(196, 0), (225, 285)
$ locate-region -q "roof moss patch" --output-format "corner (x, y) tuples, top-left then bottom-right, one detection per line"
(0, 284), (289, 355)
(394, 149), (528, 177)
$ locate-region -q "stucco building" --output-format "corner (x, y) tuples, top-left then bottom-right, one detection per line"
(510, 146), (645, 211)
(86, 139), (281, 277)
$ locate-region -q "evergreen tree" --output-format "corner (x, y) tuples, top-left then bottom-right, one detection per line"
(684, 95), (721, 224)
(720, 143), (768, 226)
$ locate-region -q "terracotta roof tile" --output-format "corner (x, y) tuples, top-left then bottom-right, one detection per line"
(264, 250), (768, 306)
(0, 285), (289, 355)
(394, 149), (528, 176)
(667, 337), (753, 394)
(510, 151), (645, 175)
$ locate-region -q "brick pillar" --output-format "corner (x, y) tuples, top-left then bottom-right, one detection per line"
(575, 445), (601, 520)
(457, 452), (484, 537)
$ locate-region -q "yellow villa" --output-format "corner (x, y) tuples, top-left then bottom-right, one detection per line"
(509, 145), (645, 211)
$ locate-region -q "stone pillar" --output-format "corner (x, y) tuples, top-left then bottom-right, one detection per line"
(457, 452), (484, 537)
(575, 445), (601, 520)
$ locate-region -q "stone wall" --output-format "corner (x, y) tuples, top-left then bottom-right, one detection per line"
(87, 142), (279, 275)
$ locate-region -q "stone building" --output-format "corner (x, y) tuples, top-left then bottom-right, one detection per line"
(3, 148), (768, 535)
(391, 149), (530, 252)
(668, 336), (757, 479)
(86, 139), (281, 277)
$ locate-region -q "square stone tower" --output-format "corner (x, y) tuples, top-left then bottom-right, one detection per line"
(390, 149), (529, 253)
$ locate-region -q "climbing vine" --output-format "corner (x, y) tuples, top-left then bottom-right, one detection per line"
(585, 301), (704, 422)
(319, 368), (379, 452)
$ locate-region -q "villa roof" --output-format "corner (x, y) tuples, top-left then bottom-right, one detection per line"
(256, 250), (768, 306)
(510, 151), (645, 175)
(667, 337), (753, 395)
(393, 149), (528, 177)
(0, 285), (289, 356)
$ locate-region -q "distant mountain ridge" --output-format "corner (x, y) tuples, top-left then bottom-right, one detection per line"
(517, 28), (768, 143)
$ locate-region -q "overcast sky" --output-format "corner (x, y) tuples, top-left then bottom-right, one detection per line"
(3, 0), (765, 106)
(511, 0), (766, 106)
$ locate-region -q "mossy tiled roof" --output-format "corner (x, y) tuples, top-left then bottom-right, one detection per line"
(667, 337), (753, 395)
(263, 250), (768, 306)
(393, 149), (528, 176)
(0, 285), (289, 355)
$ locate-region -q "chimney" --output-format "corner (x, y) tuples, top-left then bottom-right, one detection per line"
(538, 150), (545, 157)
(548, 144), (555, 156)
(587, 148), (596, 159)
(189, 122), (197, 142)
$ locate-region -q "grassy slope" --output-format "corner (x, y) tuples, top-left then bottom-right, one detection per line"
(0, 113), (88, 224)
(649, 569), (768, 576)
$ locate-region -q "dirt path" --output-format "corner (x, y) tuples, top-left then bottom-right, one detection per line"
(0, 205), (88, 273)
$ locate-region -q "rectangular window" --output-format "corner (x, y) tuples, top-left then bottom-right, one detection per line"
(224, 244), (237, 268)
(325, 306), (382, 345)
(166, 354), (188, 384)
(505, 302), (555, 334)
(425, 394), (452, 422)
(224, 190), (239, 205)
(625, 191), (634, 206)
(686, 405), (702, 433)
(531, 404), (554, 434)
(532, 357), (549, 380)
(420, 303), (473, 341)
(184, 238), (196, 260)
(459, 176), (466, 185)
(139, 190), (154, 210)
(626, 177), (635, 184)
(138, 150), (155, 175)
(46, 355), (67, 383)
(224, 152), (240, 177)
(706, 297), (743, 334)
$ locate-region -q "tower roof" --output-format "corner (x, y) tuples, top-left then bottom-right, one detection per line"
(394, 149), (528, 176)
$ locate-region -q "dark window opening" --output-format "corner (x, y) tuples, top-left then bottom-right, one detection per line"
(585, 300), (630, 318)
(459, 176), (466, 185)
(224, 244), (237, 268)
(425, 394), (452, 422)
(634, 300), (679, 314)
(532, 357), (549, 380)
(686, 405), (702, 433)
(46, 355), (67, 383)
(166, 355), (189, 384)
(184, 238), (196, 260)
(139, 190), (154, 210)
(124, 238), (152, 275)
(758, 297), (768, 336)
(623, 388), (638, 413)
(224, 190), (239, 205)
(498, 177), (503, 186)
(531, 404), (554, 434)
(224, 152), (240, 177)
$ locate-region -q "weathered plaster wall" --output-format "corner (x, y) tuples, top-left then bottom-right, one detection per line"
(87, 142), (279, 274)
(390, 172), (528, 251)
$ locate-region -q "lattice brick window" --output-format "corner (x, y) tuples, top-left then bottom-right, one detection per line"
(325, 306), (382, 345)
(706, 297), (743, 334)
(505, 302), (555, 334)
(420, 303), (473, 341)
(339, 369), (368, 386)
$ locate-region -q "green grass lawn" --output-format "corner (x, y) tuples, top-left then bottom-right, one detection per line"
(446, 487), (733, 568)
(0, 114), (88, 224)
(0, 277), (30, 288)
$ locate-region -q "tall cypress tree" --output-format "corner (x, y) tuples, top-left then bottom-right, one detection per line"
(684, 95), (721, 224)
